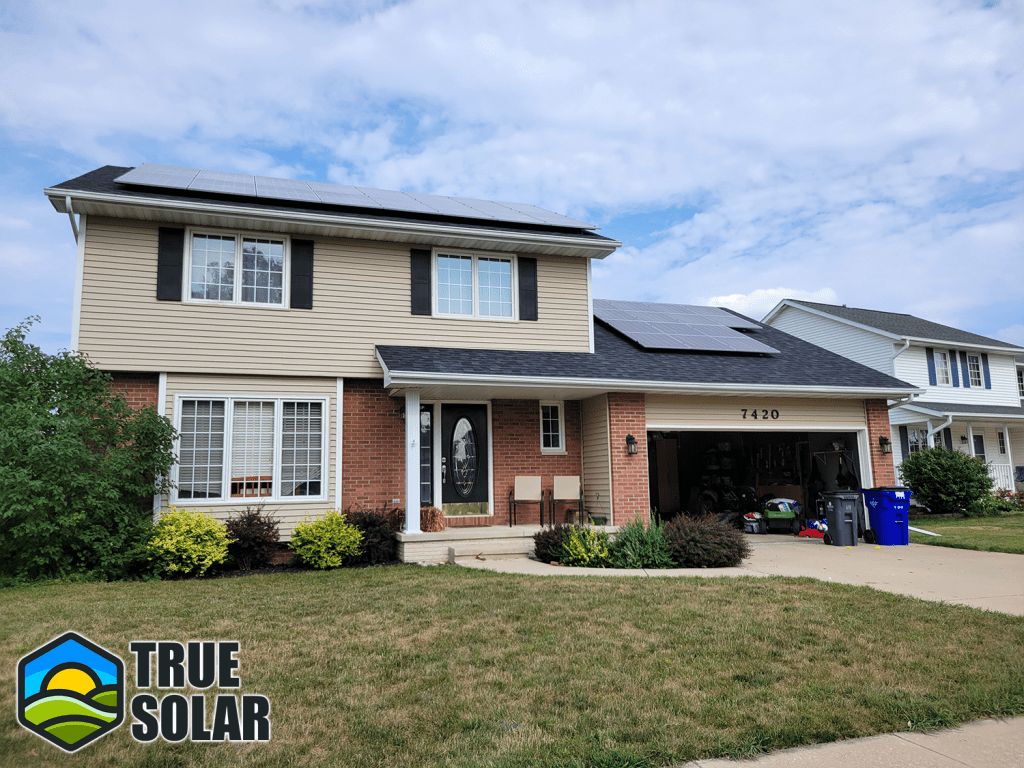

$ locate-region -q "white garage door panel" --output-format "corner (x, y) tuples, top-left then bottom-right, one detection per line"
(646, 395), (867, 430)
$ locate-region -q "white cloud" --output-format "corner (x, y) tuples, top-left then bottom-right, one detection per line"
(705, 288), (841, 322)
(995, 325), (1024, 347)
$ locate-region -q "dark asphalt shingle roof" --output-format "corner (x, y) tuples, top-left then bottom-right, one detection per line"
(378, 316), (916, 391)
(904, 401), (1024, 418)
(51, 166), (616, 243)
(788, 300), (1020, 349)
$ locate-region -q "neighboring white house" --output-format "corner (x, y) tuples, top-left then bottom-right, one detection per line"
(763, 300), (1024, 492)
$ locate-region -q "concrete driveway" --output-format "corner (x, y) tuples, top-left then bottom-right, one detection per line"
(456, 535), (1024, 615)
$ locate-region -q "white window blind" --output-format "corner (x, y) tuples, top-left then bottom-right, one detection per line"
(178, 400), (226, 499)
(281, 402), (323, 497)
(230, 401), (275, 498)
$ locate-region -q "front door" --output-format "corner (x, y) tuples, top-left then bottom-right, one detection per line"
(440, 404), (489, 516)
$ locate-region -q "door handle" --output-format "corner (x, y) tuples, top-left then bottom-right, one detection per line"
(441, 457), (447, 483)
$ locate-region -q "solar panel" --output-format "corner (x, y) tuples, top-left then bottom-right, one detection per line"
(115, 164), (200, 189)
(594, 299), (779, 354)
(112, 163), (597, 229)
(255, 176), (321, 203)
(188, 170), (256, 196)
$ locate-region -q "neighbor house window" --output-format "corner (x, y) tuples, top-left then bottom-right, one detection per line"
(540, 401), (565, 454)
(967, 354), (982, 387)
(187, 231), (287, 307)
(1018, 369), (1023, 398)
(998, 431), (1006, 455)
(434, 251), (515, 319)
(935, 351), (951, 385)
(175, 397), (325, 501)
(907, 428), (928, 454)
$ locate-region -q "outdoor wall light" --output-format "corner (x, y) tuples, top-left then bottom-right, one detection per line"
(878, 436), (892, 454)
(960, 435), (968, 444)
(397, 405), (406, 421)
(625, 434), (638, 455)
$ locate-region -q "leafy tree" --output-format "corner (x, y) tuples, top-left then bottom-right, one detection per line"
(899, 447), (993, 516)
(0, 318), (176, 581)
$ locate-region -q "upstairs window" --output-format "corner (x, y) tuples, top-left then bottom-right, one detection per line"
(967, 354), (982, 387)
(187, 230), (288, 307)
(434, 252), (516, 320)
(935, 351), (951, 385)
(540, 401), (565, 454)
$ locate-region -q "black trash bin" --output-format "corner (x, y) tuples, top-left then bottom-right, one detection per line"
(821, 491), (860, 547)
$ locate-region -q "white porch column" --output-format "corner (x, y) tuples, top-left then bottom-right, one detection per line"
(926, 420), (934, 448)
(966, 423), (975, 456)
(403, 390), (422, 534)
(1003, 423), (1014, 470)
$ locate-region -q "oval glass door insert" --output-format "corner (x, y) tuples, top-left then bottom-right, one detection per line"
(451, 417), (478, 497)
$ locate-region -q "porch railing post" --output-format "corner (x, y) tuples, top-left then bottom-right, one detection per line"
(404, 390), (422, 534)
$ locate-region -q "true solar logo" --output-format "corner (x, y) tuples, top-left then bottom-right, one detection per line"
(128, 642), (270, 743)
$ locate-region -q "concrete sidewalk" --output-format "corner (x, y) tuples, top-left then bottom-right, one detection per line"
(455, 536), (1024, 615)
(679, 716), (1024, 767)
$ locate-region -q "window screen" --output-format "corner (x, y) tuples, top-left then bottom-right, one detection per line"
(281, 402), (323, 497)
(230, 401), (275, 498)
(178, 400), (225, 498)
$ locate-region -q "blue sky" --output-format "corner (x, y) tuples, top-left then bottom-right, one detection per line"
(2, 0), (1021, 354)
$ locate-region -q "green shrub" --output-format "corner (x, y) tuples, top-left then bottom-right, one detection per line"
(533, 522), (573, 563)
(664, 515), (750, 568)
(900, 447), (994, 516)
(345, 507), (397, 564)
(559, 525), (611, 568)
(225, 504), (280, 571)
(148, 508), (229, 578)
(608, 518), (674, 569)
(0, 318), (176, 581)
(290, 510), (363, 569)
(992, 489), (1024, 514)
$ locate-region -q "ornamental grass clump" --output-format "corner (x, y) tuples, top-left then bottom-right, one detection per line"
(559, 525), (611, 568)
(608, 518), (674, 569)
(289, 510), (363, 569)
(664, 515), (750, 568)
(147, 508), (230, 578)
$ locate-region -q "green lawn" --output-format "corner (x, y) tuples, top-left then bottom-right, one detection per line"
(2, 567), (1022, 768)
(910, 512), (1024, 554)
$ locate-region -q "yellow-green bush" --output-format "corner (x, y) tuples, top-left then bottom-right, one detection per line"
(289, 510), (363, 569)
(559, 525), (611, 567)
(147, 508), (229, 578)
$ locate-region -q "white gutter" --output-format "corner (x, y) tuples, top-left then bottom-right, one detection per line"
(375, 352), (923, 399)
(46, 188), (621, 258)
(888, 393), (916, 410)
(891, 339), (910, 359)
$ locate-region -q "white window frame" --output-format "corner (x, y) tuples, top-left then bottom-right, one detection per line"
(539, 400), (566, 455)
(171, 394), (328, 504)
(1017, 368), (1023, 398)
(907, 427), (928, 455)
(935, 351), (951, 386)
(183, 227), (291, 309)
(432, 249), (518, 321)
(967, 354), (982, 387)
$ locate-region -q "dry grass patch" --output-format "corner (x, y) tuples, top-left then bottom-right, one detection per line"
(0, 568), (1022, 768)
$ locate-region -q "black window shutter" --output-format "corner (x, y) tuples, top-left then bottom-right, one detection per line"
(925, 347), (936, 386)
(943, 427), (953, 451)
(156, 227), (185, 301)
(981, 353), (992, 389)
(518, 257), (538, 321)
(959, 351), (971, 388)
(290, 239), (314, 309)
(899, 426), (909, 459)
(949, 349), (960, 387)
(410, 249), (431, 315)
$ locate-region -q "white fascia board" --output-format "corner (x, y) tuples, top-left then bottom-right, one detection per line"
(899, 403), (1024, 421)
(763, 300), (903, 341)
(379, 366), (923, 400)
(46, 188), (620, 259)
(898, 337), (1024, 356)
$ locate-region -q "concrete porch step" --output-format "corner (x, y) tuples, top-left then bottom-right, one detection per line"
(448, 539), (535, 563)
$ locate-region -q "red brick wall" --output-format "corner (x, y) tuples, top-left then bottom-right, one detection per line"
(608, 392), (650, 525)
(865, 399), (896, 487)
(108, 372), (159, 410)
(487, 399), (582, 527)
(341, 379), (406, 509)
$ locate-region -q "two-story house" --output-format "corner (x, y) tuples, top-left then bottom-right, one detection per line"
(46, 165), (919, 561)
(764, 300), (1024, 492)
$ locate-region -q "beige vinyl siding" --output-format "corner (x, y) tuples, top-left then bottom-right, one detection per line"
(768, 306), (894, 375)
(645, 395), (868, 430)
(164, 373), (338, 539)
(78, 218), (592, 376)
(581, 394), (612, 523)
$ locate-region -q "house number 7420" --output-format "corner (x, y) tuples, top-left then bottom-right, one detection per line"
(741, 408), (779, 420)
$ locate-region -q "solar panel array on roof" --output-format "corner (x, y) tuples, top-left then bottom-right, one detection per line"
(113, 163), (596, 229)
(593, 299), (779, 354)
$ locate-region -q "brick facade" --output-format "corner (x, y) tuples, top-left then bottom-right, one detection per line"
(108, 372), (159, 410)
(865, 398), (896, 487)
(607, 392), (650, 525)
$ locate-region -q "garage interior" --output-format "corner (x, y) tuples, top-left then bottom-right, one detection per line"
(647, 430), (863, 527)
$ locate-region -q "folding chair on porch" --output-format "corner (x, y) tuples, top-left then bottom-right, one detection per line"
(509, 476), (544, 527)
(549, 476), (583, 524)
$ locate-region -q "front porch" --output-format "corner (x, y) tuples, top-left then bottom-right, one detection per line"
(395, 524), (617, 564)
(896, 416), (1021, 491)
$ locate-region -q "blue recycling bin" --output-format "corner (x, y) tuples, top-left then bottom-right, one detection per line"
(861, 487), (912, 546)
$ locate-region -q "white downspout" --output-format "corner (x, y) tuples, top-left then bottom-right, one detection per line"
(927, 415), (953, 446)
(65, 196), (79, 241)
